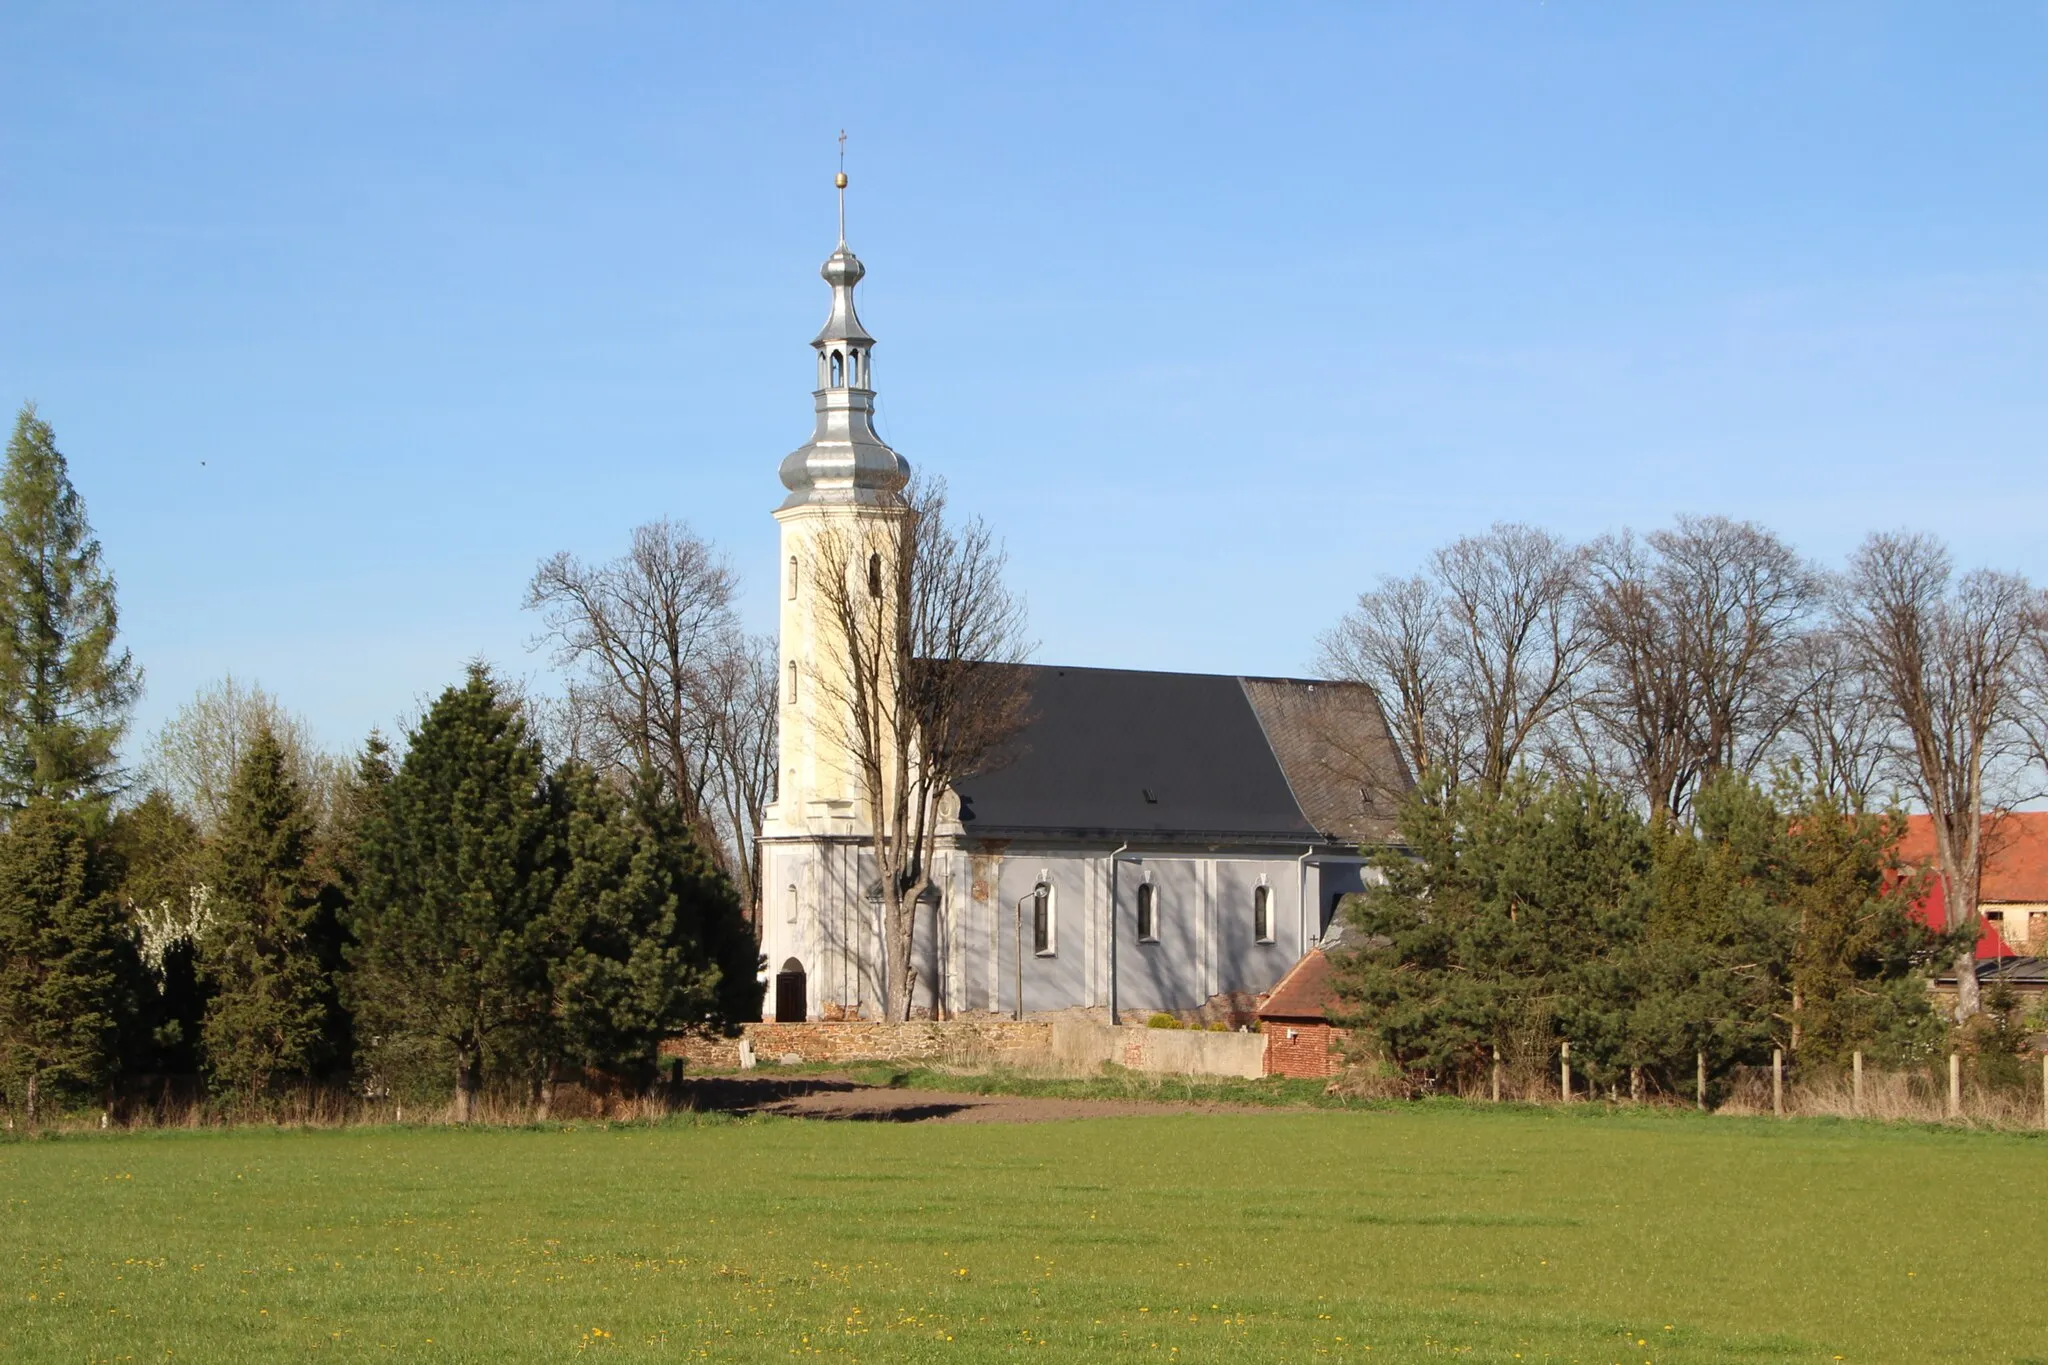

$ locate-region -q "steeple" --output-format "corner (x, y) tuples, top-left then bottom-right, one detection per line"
(777, 165), (909, 509)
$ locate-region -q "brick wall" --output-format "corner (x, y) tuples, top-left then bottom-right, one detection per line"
(1263, 1021), (1346, 1079)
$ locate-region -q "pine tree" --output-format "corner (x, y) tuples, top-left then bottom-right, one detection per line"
(197, 726), (339, 1100)
(0, 800), (131, 1125)
(1779, 784), (1949, 1064)
(347, 667), (558, 1121)
(528, 767), (757, 1110)
(0, 405), (140, 807)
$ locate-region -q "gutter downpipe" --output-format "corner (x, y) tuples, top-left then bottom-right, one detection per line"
(1297, 845), (1316, 951)
(1106, 841), (1131, 1025)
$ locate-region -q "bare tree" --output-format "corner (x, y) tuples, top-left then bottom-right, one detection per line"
(1317, 573), (1464, 793)
(1837, 532), (2043, 1019)
(142, 676), (338, 832)
(694, 631), (778, 920)
(1432, 523), (1591, 794)
(808, 478), (1032, 1020)
(1579, 531), (1698, 817)
(527, 520), (748, 881)
(1780, 625), (1890, 812)
(1580, 517), (1820, 819)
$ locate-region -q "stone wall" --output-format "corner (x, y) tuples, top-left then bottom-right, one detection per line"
(662, 1017), (1266, 1079)
(663, 1019), (1054, 1071)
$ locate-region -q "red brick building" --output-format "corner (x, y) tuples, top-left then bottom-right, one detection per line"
(1257, 947), (1348, 1079)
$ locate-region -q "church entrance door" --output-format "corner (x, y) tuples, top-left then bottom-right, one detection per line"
(774, 958), (808, 1023)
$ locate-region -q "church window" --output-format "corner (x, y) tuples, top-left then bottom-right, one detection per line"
(1033, 882), (1056, 955)
(848, 350), (861, 385)
(785, 884), (799, 924)
(786, 660), (798, 704)
(831, 350), (844, 386)
(1136, 882), (1159, 943)
(1253, 884), (1274, 944)
(867, 552), (882, 597)
(787, 556), (799, 600)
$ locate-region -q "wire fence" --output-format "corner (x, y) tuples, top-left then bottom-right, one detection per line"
(1440, 1044), (2048, 1131)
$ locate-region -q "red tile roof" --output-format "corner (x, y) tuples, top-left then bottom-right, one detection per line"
(1898, 812), (2048, 958)
(1899, 812), (2048, 904)
(1257, 948), (1341, 1021)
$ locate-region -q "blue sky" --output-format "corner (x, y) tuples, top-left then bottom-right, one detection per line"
(2, 3), (2043, 758)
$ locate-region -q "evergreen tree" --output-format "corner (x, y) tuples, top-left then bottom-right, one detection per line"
(1340, 768), (1955, 1100)
(0, 800), (130, 1124)
(347, 667), (558, 1121)
(197, 726), (339, 1100)
(528, 767), (759, 1109)
(321, 733), (394, 933)
(0, 405), (140, 807)
(1632, 777), (1798, 1089)
(626, 770), (762, 1030)
(1335, 772), (1654, 1093)
(1777, 781), (1949, 1064)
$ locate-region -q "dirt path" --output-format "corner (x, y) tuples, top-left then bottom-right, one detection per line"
(676, 1075), (1270, 1124)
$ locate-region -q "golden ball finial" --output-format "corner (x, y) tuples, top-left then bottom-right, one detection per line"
(835, 171), (848, 189)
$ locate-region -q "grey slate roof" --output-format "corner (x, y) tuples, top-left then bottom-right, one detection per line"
(950, 664), (1410, 845)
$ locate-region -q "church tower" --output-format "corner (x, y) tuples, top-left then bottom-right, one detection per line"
(757, 170), (909, 1018)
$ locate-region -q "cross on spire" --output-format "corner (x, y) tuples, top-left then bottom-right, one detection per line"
(835, 130), (848, 244)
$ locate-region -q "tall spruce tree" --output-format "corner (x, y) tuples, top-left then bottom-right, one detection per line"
(197, 726), (340, 1100)
(627, 771), (762, 1030)
(347, 667), (558, 1121)
(0, 800), (130, 1124)
(0, 405), (140, 807)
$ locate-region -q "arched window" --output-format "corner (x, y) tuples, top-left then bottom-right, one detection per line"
(867, 552), (882, 597)
(831, 350), (844, 386)
(1033, 882), (1056, 956)
(1136, 881), (1159, 942)
(786, 660), (798, 705)
(785, 884), (799, 924)
(1253, 884), (1274, 944)
(787, 556), (799, 600)
(848, 350), (861, 386)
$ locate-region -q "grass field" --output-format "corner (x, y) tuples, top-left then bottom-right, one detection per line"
(5, 1103), (2045, 1364)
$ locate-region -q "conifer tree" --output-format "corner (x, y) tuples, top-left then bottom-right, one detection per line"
(529, 767), (757, 1109)
(626, 770), (762, 1030)
(348, 668), (558, 1121)
(0, 405), (140, 807)
(0, 800), (130, 1124)
(322, 733), (394, 927)
(197, 726), (339, 1100)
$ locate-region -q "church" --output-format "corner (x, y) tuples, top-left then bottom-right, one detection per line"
(756, 186), (1411, 1024)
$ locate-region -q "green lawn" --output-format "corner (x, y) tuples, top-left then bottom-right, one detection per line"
(3, 1105), (2042, 1364)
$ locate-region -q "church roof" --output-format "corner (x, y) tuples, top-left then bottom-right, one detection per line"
(950, 665), (1409, 845)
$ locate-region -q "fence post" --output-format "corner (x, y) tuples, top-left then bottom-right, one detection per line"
(1560, 1041), (1571, 1103)
(1852, 1049), (1863, 1116)
(1491, 1046), (1502, 1103)
(1949, 1052), (1961, 1119)
(1696, 1050), (1706, 1111)
(1772, 1047), (1784, 1117)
